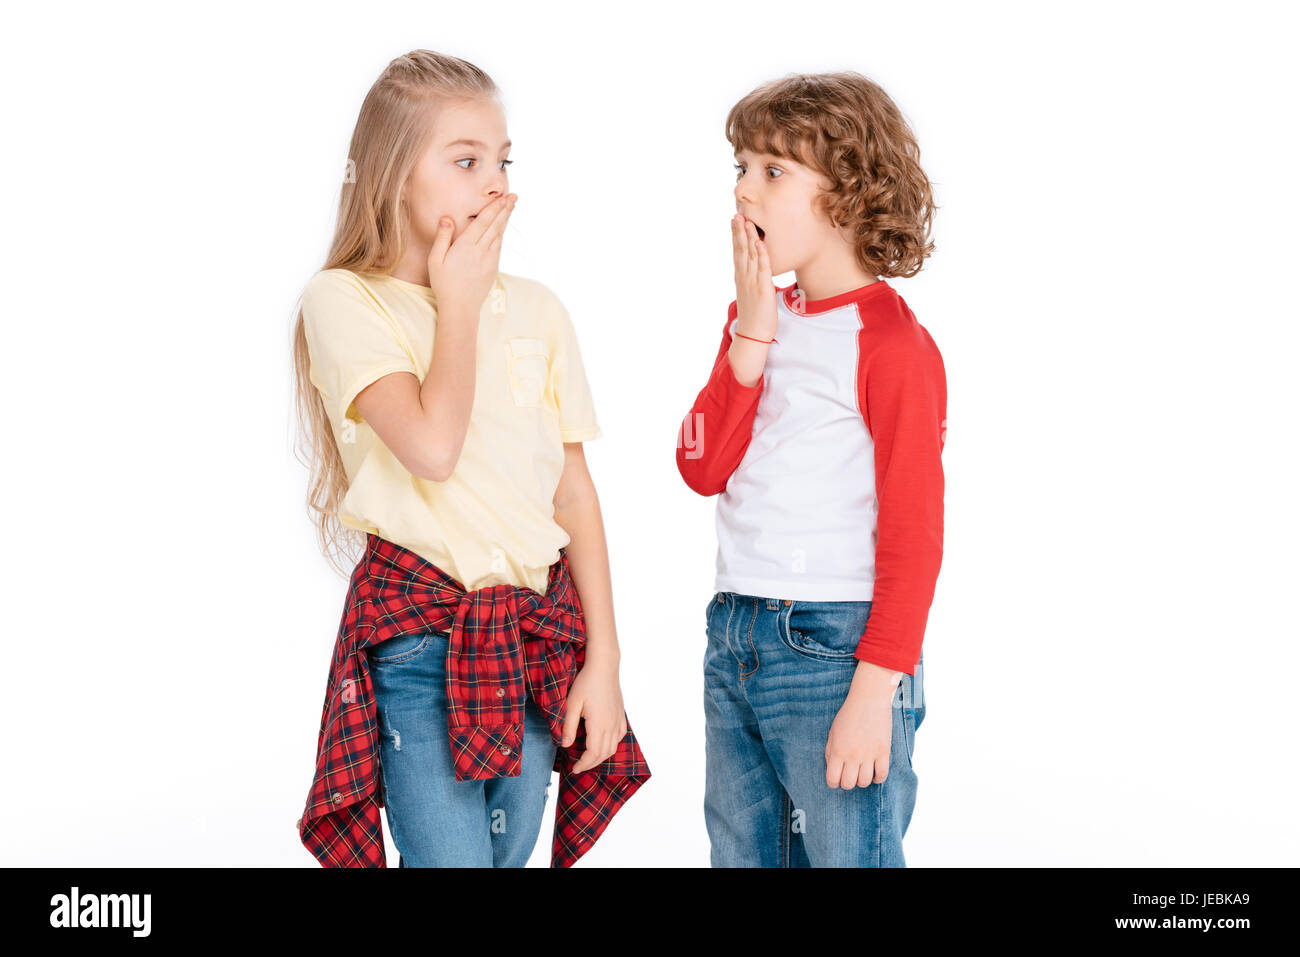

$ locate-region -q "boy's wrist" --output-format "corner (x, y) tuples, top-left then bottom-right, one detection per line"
(849, 660), (902, 698)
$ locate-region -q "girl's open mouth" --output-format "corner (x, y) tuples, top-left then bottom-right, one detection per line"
(756, 225), (766, 240)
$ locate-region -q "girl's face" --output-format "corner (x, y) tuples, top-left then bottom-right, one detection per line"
(733, 148), (838, 275)
(403, 97), (512, 246)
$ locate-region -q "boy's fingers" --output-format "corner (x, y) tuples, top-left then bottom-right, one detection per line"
(825, 756), (842, 788)
(745, 222), (761, 268)
(872, 754), (890, 784)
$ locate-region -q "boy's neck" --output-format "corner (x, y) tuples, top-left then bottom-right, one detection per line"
(793, 248), (879, 303)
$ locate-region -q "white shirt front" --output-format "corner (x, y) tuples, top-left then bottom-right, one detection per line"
(713, 288), (878, 600)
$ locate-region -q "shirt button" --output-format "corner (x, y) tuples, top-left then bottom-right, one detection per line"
(330, 792), (344, 805)
(498, 745), (512, 756)
(496, 687), (506, 697)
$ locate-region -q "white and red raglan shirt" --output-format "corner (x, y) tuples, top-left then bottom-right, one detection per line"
(676, 279), (946, 675)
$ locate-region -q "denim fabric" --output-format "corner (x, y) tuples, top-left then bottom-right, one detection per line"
(703, 592), (926, 867)
(365, 628), (558, 867)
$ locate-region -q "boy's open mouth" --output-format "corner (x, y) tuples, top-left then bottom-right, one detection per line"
(755, 224), (766, 240)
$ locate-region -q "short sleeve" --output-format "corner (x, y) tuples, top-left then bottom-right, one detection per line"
(545, 290), (602, 443)
(300, 270), (419, 424)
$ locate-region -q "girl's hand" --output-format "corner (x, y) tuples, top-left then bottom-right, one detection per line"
(732, 213), (777, 341)
(427, 193), (517, 316)
(560, 658), (629, 774)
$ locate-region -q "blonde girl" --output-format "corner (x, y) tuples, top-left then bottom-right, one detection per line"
(291, 50), (646, 868)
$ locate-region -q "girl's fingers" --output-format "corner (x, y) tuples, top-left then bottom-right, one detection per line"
(429, 216), (455, 264)
(484, 198), (514, 244)
(468, 193), (512, 243)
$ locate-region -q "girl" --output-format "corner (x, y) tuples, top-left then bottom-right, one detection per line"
(291, 50), (648, 868)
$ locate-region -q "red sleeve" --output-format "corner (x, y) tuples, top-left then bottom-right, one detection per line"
(676, 301), (766, 496)
(854, 323), (947, 674)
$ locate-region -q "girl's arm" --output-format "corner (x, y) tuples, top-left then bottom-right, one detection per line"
(354, 194), (517, 481)
(353, 303), (479, 482)
(552, 442), (619, 667)
(552, 441), (628, 773)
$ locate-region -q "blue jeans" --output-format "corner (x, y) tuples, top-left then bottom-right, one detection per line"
(365, 628), (558, 867)
(703, 592), (926, 867)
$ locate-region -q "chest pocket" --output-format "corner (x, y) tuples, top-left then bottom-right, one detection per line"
(504, 336), (551, 408)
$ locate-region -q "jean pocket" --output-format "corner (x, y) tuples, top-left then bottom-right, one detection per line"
(781, 600), (871, 662)
(910, 654), (926, 731)
(706, 593), (725, 634)
(901, 703), (918, 768)
(366, 630), (440, 665)
(504, 336), (551, 408)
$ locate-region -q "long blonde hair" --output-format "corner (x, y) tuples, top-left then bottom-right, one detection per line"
(291, 50), (499, 576)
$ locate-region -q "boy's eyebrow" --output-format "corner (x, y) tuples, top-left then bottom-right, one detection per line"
(443, 138), (512, 150)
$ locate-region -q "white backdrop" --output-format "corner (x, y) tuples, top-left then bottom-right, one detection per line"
(2, 0), (1296, 867)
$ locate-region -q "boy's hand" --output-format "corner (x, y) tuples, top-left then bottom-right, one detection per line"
(427, 192), (517, 316)
(825, 664), (903, 788)
(560, 656), (629, 774)
(732, 214), (777, 341)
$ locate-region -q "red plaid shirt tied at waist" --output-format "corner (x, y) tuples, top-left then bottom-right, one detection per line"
(297, 533), (650, 867)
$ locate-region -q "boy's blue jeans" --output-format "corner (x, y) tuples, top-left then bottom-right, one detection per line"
(703, 592), (926, 867)
(365, 628), (558, 867)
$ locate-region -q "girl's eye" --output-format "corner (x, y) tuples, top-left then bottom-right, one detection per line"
(455, 158), (514, 170)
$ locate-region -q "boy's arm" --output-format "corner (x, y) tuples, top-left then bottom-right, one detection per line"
(853, 326), (947, 676)
(676, 301), (766, 496)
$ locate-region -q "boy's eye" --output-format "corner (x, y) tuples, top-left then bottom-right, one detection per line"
(455, 158), (514, 170)
(733, 163), (782, 180)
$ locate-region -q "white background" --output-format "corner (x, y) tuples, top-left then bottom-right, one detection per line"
(2, 0), (1296, 867)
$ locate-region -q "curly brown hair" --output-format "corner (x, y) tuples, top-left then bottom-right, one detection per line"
(726, 72), (937, 279)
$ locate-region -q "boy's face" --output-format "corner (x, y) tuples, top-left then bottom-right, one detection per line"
(734, 147), (838, 276)
(403, 97), (512, 246)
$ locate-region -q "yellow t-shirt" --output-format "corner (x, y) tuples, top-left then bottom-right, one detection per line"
(300, 267), (602, 594)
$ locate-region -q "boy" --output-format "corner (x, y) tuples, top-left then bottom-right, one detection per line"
(676, 72), (946, 867)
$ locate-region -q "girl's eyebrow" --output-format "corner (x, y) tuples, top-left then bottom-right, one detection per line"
(443, 138), (512, 150)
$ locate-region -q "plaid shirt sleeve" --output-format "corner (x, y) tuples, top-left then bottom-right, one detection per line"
(298, 536), (650, 867)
